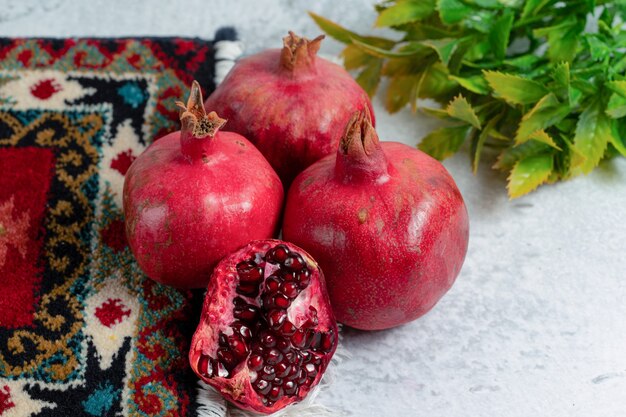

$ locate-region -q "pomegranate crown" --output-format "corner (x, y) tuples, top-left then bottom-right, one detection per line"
(280, 31), (325, 72)
(339, 108), (379, 156)
(176, 80), (227, 138)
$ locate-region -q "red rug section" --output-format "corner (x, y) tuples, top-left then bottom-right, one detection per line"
(0, 147), (55, 328)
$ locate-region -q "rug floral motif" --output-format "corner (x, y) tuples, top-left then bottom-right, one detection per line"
(0, 33), (238, 417)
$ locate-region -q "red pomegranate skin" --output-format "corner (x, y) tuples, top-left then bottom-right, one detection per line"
(282, 112), (469, 330)
(189, 240), (338, 414)
(204, 32), (375, 186)
(123, 82), (283, 289)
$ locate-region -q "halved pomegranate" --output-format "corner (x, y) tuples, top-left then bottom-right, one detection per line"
(189, 240), (338, 414)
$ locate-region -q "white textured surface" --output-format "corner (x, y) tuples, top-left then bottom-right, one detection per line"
(3, 0), (626, 416)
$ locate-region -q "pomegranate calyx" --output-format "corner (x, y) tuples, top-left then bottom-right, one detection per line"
(335, 110), (389, 183)
(176, 80), (227, 139)
(280, 31), (324, 74)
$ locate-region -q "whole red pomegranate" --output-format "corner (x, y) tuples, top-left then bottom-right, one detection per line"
(282, 111), (469, 330)
(123, 81), (283, 289)
(204, 31), (375, 186)
(190, 240), (338, 414)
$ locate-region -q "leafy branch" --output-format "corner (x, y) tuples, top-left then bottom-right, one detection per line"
(311, 0), (626, 198)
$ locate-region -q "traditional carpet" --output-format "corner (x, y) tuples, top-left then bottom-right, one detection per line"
(0, 31), (242, 417)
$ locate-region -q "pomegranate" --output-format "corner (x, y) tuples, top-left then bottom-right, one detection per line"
(123, 81), (283, 289)
(189, 240), (338, 414)
(282, 111), (469, 330)
(204, 31), (375, 186)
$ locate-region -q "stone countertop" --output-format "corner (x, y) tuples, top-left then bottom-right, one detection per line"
(3, 1), (625, 416)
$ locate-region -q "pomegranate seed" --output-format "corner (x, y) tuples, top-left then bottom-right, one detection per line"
(255, 379), (271, 395)
(261, 332), (277, 348)
(268, 309), (287, 330)
(304, 377), (314, 387)
(266, 348), (283, 365)
(282, 271), (296, 282)
(217, 349), (236, 369)
(284, 351), (297, 364)
(261, 365), (276, 380)
(262, 294), (275, 309)
(300, 351), (312, 363)
(228, 335), (248, 358)
(233, 297), (246, 307)
(236, 261), (263, 283)
(233, 304), (259, 322)
(284, 253), (305, 270)
(232, 322), (253, 341)
(279, 321), (297, 337)
(265, 275), (282, 293)
(274, 294), (290, 309)
(296, 369), (307, 384)
(248, 354), (263, 371)
(309, 331), (322, 350)
(296, 269), (311, 288)
(287, 364), (299, 378)
(268, 385), (284, 401)
(284, 380), (298, 396)
(198, 355), (210, 376)
(304, 363), (317, 377)
(218, 333), (228, 347)
(215, 360), (229, 378)
(236, 283), (259, 297)
(275, 362), (290, 378)
(266, 244), (289, 263)
(291, 329), (307, 348)
(276, 337), (291, 353)
(320, 331), (335, 353)
(282, 281), (299, 299)
(273, 377), (283, 386)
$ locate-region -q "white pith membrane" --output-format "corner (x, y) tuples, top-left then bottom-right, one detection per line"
(192, 241), (340, 416)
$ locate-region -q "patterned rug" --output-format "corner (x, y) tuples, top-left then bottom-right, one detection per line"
(0, 31), (242, 417)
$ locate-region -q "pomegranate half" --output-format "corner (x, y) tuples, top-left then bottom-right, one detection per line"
(189, 240), (338, 414)
(123, 81), (283, 288)
(205, 31), (375, 186)
(282, 111), (469, 330)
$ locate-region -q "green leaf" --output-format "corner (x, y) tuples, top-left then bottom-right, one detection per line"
(573, 99), (612, 174)
(420, 106), (452, 119)
(472, 114), (503, 172)
(341, 44), (374, 70)
(516, 94), (570, 143)
(606, 81), (626, 98)
(494, 141), (551, 171)
(521, 0), (552, 18)
(551, 62), (570, 102)
(376, 0), (436, 27)
(417, 62), (458, 102)
(351, 38), (422, 59)
(449, 74), (489, 94)
(489, 10), (514, 59)
(386, 75), (420, 113)
(609, 119), (626, 156)
(503, 54), (542, 70)
(447, 94), (481, 128)
(437, 0), (473, 25)
(356, 59), (383, 97)
(309, 12), (394, 48)
(534, 18), (583, 63)
(606, 93), (626, 119)
(418, 125), (471, 160)
(420, 38), (464, 66)
(585, 35), (610, 61)
(507, 153), (554, 198)
(528, 129), (561, 150)
(484, 71), (548, 105)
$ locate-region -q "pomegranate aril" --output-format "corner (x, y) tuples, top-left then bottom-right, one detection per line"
(279, 321), (297, 337)
(232, 322), (253, 341)
(284, 351), (297, 364)
(267, 244), (290, 263)
(282, 281), (299, 299)
(287, 364), (299, 378)
(217, 349), (237, 369)
(276, 337), (291, 353)
(262, 294), (275, 309)
(296, 369), (307, 384)
(248, 354), (264, 371)
(261, 332), (277, 348)
(228, 335), (248, 358)
(274, 294), (290, 309)
(198, 355), (210, 376)
(273, 377), (283, 386)
(304, 363), (317, 378)
(237, 260), (263, 283)
(218, 333), (228, 348)
(268, 385), (284, 401)
(284, 253), (305, 270)
(275, 361), (290, 378)
(261, 365), (276, 380)
(216, 360), (229, 378)
(309, 331), (322, 350)
(233, 304), (259, 322)
(255, 379), (271, 395)
(296, 269), (311, 288)
(236, 283), (259, 297)
(233, 297), (247, 307)
(265, 275), (282, 293)
(266, 348), (283, 365)
(268, 309), (287, 330)
(320, 331), (335, 353)
(284, 380), (297, 396)
(300, 351), (312, 363)
(291, 329), (307, 348)
(282, 271), (296, 282)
